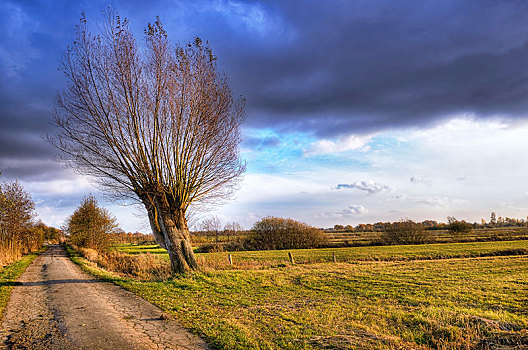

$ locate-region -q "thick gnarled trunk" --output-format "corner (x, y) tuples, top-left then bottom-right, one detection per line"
(147, 198), (198, 274)
(147, 210), (167, 250)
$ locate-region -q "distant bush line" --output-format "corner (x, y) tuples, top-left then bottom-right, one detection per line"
(193, 225), (528, 253)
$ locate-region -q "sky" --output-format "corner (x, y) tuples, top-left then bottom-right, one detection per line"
(2, 0), (528, 231)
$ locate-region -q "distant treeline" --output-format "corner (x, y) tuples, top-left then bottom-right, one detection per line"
(0, 179), (62, 267)
(329, 212), (527, 232)
(113, 231), (155, 244)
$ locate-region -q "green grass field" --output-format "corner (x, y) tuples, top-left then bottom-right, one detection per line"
(0, 250), (42, 318)
(115, 240), (528, 270)
(72, 241), (528, 349)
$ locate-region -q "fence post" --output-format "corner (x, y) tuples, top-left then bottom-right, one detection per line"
(288, 251), (295, 264)
(228, 253), (233, 265)
(333, 252), (336, 263)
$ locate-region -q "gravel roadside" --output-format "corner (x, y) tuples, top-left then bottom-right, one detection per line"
(0, 245), (208, 350)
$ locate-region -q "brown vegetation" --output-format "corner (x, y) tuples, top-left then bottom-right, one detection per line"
(34, 221), (65, 244)
(112, 231), (156, 245)
(77, 247), (170, 280)
(381, 219), (427, 245)
(65, 196), (119, 251)
(447, 216), (473, 234)
(246, 217), (327, 250)
(0, 179), (44, 266)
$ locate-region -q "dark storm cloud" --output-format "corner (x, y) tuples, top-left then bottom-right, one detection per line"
(215, 0), (528, 136)
(2, 0), (528, 180)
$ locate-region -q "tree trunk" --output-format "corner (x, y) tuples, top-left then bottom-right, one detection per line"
(147, 209), (167, 250)
(149, 198), (198, 274)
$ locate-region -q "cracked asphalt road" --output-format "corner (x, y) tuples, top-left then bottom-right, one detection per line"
(0, 245), (209, 350)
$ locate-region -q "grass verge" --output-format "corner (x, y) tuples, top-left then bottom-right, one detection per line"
(68, 243), (528, 349)
(0, 247), (46, 319)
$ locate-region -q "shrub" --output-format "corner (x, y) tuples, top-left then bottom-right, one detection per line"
(381, 219), (427, 245)
(447, 216), (473, 234)
(65, 195), (119, 251)
(223, 237), (247, 251)
(195, 243), (225, 253)
(246, 217), (326, 250)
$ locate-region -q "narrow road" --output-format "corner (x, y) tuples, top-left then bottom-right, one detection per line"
(0, 245), (208, 350)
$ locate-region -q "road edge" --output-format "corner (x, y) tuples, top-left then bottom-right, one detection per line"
(64, 244), (211, 349)
(0, 246), (48, 321)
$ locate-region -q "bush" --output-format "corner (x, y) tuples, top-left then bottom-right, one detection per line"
(381, 219), (427, 245)
(447, 216), (473, 234)
(194, 243), (225, 253)
(65, 195), (119, 251)
(223, 237), (247, 251)
(246, 217), (326, 250)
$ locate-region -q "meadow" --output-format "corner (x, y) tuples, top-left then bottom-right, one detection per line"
(115, 240), (528, 270)
(70, 240), (528, 349)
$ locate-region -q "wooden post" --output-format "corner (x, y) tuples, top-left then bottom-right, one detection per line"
(333, 252), (336, 263)
(288, 251), (295, 264)
(228, 253), (233, 265)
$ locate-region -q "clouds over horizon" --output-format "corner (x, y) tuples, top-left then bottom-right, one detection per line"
(2, 1), (528, 230)
(336, 180), (393, 194)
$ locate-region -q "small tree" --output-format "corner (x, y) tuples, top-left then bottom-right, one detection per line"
(248, 217), (326, 250)
(224, 221), (242, 242)
(0, 179), (40, 265)
(447, 216), (472, 234)
(65, 196), (119, 251)
(381, 219), (427, 245)
(490, 212), (497, 226)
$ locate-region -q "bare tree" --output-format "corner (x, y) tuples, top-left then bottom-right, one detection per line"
(50, 11), (245, 273)
(224, 220), (242, 242)
(0, 179), (40, 266)
(200, 216), (222, 244)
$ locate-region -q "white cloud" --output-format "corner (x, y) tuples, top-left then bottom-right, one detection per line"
(336, 180), (392, 194)
(318, 204), (369, 219)
(305, 134), (374, 155)
(412, 196), (449, 208)
(23, 116), (528, 231)
(22, 177), (94, 196)
(410, 175), (431, 184)
(344, 205), (368, 215)
(456, 176), (470, 182)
